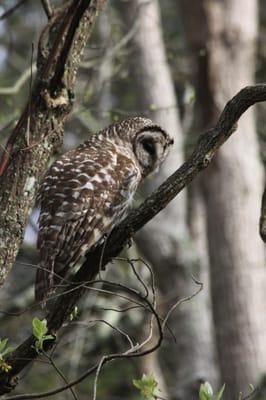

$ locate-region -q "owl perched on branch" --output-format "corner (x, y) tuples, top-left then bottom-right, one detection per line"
(36, 117), (173, 303)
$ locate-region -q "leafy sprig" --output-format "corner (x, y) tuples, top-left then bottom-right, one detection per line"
(133, 373), (158, 400)
(32, 317), (55, 353)
(0, 338), (13, 373)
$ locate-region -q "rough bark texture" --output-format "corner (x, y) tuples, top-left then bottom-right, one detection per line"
(0, 0), (106, 287)
(120, 1), (218, 397)
(180, 0), (266, 397)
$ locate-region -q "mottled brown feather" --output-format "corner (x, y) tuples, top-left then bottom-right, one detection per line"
(36, 117), (173, 304)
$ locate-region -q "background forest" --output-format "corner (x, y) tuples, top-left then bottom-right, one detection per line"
(0, 1), (266, 399)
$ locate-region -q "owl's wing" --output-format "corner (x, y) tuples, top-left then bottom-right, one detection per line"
(35, 160), (140, 304)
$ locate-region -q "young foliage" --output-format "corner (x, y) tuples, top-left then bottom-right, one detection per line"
(0, 338), (13, 373)
(69, 306), (79, 321)
(199, 382), (225, 400)
(133, 373), (158, 400)
(32, 317), (54, 353)
(215, 384), (226, 400)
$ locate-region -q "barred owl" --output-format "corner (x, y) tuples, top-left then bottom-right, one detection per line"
(36, 117), (173, 303)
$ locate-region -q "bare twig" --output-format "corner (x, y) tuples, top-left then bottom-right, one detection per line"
(162, 276), (203, 332)
(80, 15), (140, 69)
(0, 0), (27, 20)
(242, 387), (261, 400)
(0, 65), (37, 96)
(5, 269), (162, 400)
(42, 352), (78, 400)
(40, 0), (54, 19)
(75, 319), (135, 348)
(3, 262), (202, 400)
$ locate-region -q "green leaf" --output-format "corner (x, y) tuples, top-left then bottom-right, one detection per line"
(1, 347), (13, 357)
(0, 339), (13, 361)
(70, 306), (79, 321)
(32, 318), (43, 339)
(215, 384), (225, 400)
(32, 318), (48, 340)
(133, 379), (142, 390)
(199, 382), (213, 400)
(133, 374), (158, 399)
(43, 335), (54, 341)
(0, 339), (8, 353)
(248, 384), (254, 393)
(32, 318), (54, 353)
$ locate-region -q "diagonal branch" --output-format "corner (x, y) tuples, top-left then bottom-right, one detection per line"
(47, 84), (266, 330)
(0, 65), (37, 95)
(40, 0), (54, 19)
(1, 83), (266, 395)
(0, 0), (28, 21)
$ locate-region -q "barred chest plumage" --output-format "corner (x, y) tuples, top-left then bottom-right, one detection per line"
(36, 117), (173, 304)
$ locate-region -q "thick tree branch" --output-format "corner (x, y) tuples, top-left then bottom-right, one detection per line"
(1, 84), (266, 395)
(0, 0), (106, 287)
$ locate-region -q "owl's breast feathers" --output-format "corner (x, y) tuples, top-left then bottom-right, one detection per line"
(36, 135), (140, 303)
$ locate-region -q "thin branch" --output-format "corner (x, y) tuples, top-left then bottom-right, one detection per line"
(0, 0), (28, 20)
(242, 387), (262, 400)
(75, 319), (135, 348)
(4, 268), (202, 400)
(80, 15), (140, 69)
(162, 276), (203, 332)
(40, 0), (54, 19)
(0, 65), (37, 95)
(42, 352), (78, 400)
(5, 274), (162, 400)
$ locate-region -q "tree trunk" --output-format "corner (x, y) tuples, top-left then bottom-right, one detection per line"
(119, 1), (219, 397)
(180, 0), (266, 397)
(0, 0), (106, 287)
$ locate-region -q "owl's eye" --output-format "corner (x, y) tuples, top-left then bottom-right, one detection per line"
(142, 138), (156, 156)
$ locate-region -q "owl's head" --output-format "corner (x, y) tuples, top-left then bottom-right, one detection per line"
(106, 117), (174, 176)
(133, 126), (174, 177)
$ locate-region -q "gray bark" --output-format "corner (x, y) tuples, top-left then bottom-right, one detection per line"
(119, 0), (219, 397)
(180, 0), (266, 397)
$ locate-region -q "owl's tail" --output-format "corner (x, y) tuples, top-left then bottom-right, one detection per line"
(35, 258), (72, 308)
(35, 260), (55, 308)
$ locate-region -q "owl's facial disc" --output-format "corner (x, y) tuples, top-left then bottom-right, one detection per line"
(134, 127), (174, 176)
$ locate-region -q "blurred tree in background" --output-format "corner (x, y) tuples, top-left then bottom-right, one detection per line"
(0, 1), (265, 399)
